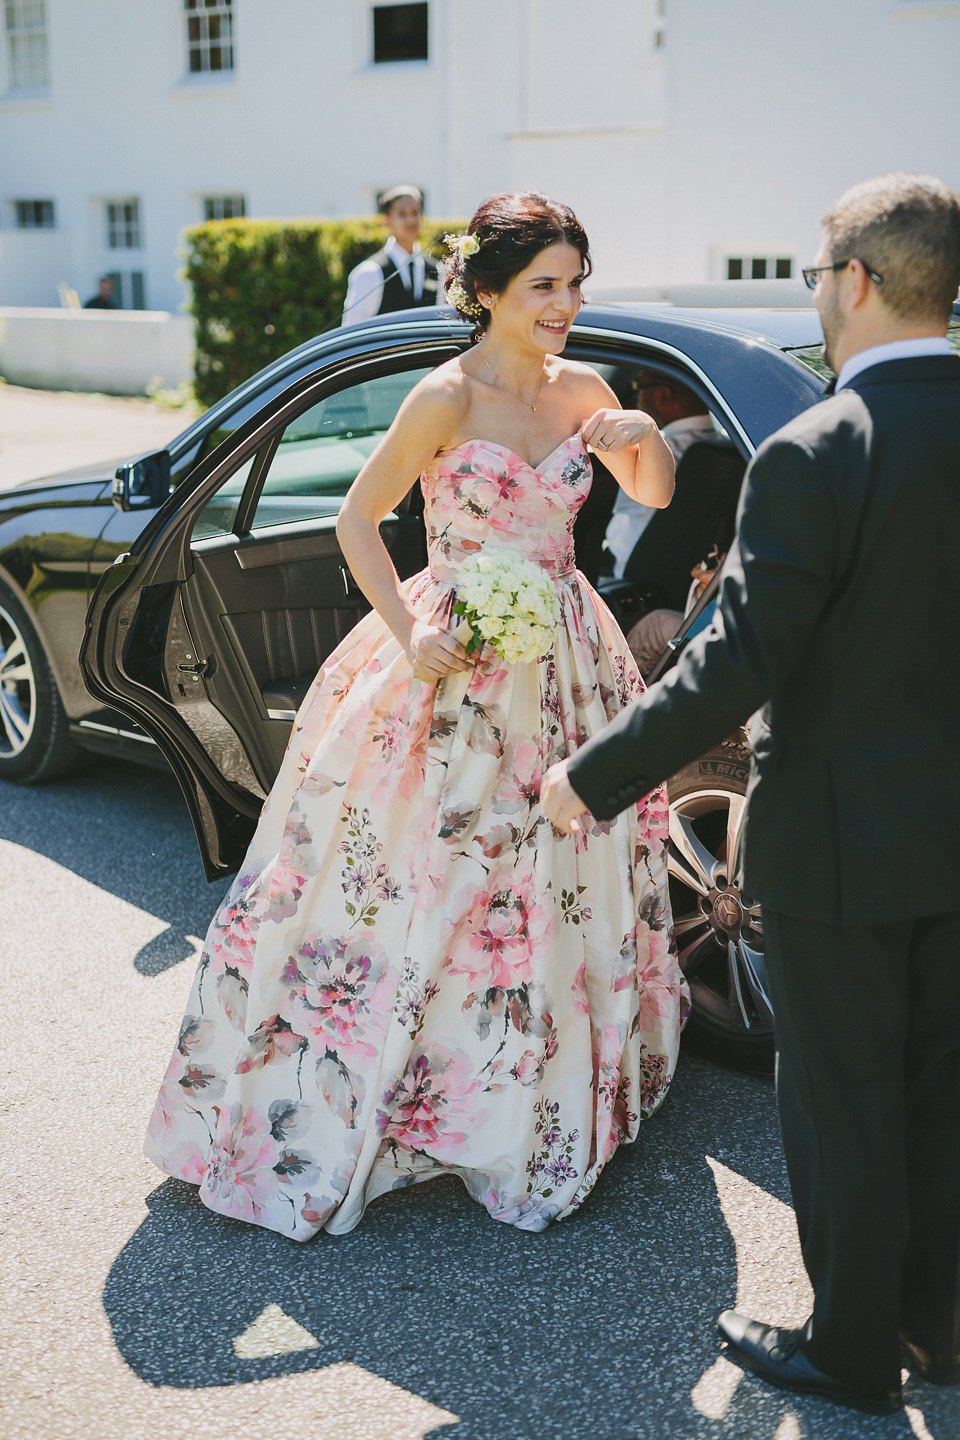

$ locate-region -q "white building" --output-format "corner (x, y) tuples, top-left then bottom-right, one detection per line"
(1, 0), (958, 312)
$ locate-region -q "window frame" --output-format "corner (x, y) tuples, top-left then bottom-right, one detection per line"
(725, 255), (794, 281)
(203, 194), (245, 221)
(371, 2), (429, 65)
(4, 0), (49, 92)
(184, 0), (234, 77)
(105, 199), (143, 251)
(14, 197), (54, 228)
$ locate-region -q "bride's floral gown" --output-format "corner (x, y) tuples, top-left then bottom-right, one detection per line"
(146, 433), (687, 1240)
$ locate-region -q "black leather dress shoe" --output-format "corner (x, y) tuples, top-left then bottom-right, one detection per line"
(717, 1310), (902, 1416)
(901, 1330), (960, 1386)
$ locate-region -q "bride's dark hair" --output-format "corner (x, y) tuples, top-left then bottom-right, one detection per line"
(444, 191), (592, 338)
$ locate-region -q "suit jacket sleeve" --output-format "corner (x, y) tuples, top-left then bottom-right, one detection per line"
(568, 433), (839, 820)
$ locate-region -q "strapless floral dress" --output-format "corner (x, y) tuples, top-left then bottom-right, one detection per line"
(145, 433), (686, 1240)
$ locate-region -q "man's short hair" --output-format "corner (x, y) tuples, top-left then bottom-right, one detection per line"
(378, 185), (423, 215)
(822, 172), (960, 323)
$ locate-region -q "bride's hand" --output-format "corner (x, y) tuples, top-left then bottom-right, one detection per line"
(404, 619), (473, 681)
(582, 408), (659, 454)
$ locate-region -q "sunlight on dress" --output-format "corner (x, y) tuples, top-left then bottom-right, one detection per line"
(145, 433), (687, 1239)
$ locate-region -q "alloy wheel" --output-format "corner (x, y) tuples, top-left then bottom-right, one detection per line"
(667, 786), (773, 1042)
(0, 603), (37, 758)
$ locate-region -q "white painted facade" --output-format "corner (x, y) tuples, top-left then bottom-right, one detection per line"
(0, 0), (958, 313)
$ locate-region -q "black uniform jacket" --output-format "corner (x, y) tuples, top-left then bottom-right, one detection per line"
(568, 354), (960, 925)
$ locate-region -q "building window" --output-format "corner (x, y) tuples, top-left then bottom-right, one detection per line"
(185, 0), (233, 75)
(373, 3), (428, 63)
(106, 200), (142, 250)
(727, 256), (793, 280)
(14, 198), (54, 228)
(203, 194), (245, 220)
(5, 0), (49, 90)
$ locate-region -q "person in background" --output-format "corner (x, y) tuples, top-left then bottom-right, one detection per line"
(604, 371), (713, 576)
(83, 276), (118, 310)
(342, 185), (441, 325)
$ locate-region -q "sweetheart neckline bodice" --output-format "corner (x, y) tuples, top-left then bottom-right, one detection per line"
(434, 430), (586, 476)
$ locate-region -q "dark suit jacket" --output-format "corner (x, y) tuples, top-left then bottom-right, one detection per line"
(568, 354), (960, 925)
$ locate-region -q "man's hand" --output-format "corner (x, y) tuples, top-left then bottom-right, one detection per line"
(540, 758), (589, 835)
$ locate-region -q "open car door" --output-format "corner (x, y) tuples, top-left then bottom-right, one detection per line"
(81, 340), (462, 879)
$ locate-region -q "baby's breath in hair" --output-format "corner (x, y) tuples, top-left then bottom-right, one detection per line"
(446, 275), (484, 320)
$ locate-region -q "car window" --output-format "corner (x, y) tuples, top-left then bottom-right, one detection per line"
(577, 356), (730, 439)
(191, 455), (257, 541)
(248, 366), (434, 530)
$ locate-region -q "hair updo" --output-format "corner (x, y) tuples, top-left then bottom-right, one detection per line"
(444, 191), (592, 338)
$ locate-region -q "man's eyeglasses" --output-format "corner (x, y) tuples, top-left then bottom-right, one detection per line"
(802, 259), (883, 291)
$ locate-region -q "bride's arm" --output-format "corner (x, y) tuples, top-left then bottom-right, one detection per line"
(576, 372), (675, 508)
(336, 375), (474, 682)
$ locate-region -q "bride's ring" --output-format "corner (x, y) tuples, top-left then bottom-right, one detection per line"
(596, 438), (608, 449)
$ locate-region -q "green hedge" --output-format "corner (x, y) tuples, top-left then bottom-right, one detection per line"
(184, 217), (464, 407)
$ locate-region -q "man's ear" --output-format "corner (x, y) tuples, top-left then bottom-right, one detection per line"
(844, 258), (874, 312)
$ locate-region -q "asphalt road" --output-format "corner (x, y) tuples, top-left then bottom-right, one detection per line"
(0, 382), (198, 492)
(1, 758), (956, 1440)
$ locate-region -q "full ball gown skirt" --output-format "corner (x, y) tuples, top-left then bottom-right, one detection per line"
(145, 433), (687, 1240)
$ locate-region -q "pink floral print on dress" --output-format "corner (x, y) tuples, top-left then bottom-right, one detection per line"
(145, 432), (687, 1240)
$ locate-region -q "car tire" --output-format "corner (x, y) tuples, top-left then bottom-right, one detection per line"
(0, 583), (85, 784)
(666, 736), (774, 1068)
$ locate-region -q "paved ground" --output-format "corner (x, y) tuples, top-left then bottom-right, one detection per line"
(1, 759), (956, 1440)
(0, 382), (200, 492)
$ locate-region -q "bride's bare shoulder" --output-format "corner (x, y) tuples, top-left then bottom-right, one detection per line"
(398, 354), (473, 432)
(551, 355), (611, 395)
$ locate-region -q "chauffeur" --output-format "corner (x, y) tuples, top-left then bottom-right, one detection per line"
(341, 185), (440, 325)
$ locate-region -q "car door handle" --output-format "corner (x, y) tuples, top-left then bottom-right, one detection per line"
(339, 565), (364, 601)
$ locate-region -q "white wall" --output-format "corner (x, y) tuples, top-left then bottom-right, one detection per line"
(0, 0), (957, 316)
(0, 308), (194, 394)
(0, 229), (72, 305)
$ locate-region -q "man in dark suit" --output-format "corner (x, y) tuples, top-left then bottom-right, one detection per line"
(541, 173), (960, 1416)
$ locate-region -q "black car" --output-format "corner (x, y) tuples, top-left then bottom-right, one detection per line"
(2, 302), (836, 1061)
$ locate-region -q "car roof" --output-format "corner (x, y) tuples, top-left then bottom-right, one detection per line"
(592, 303), (824, 350)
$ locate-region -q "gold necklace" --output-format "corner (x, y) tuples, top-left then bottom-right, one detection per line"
(478, 348), (545, 413)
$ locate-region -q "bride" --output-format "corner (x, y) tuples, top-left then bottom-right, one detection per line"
(146, 192), (687, 1239)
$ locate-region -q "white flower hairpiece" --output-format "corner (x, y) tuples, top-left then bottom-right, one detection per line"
(446, 276), (484, 320)
(444, 231), (480, 259)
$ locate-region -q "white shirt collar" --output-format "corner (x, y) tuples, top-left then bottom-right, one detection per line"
(835, 337), (951, 391)
(384, 235), (421, 265)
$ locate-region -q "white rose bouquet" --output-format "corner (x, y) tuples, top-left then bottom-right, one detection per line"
(453, 549), (560, 665)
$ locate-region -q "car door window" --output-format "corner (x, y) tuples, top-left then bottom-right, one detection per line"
(191, 454), (258, 541)
(249, 366), (433, 531)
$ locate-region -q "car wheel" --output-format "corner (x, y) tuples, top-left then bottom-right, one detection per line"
(666, 738), (774, 1067)
(0, 585), (84, 783)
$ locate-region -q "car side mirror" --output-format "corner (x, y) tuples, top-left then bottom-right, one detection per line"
(113, 450), (171, 511)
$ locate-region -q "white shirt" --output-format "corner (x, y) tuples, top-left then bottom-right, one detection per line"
(342, 236), (427, 326)
(604, 413), (716, 577)
(835, 336), (952, 391)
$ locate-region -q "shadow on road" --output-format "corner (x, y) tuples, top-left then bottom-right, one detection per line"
(99, 1055), (953, 1440)
(0, 757), (225, 974)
